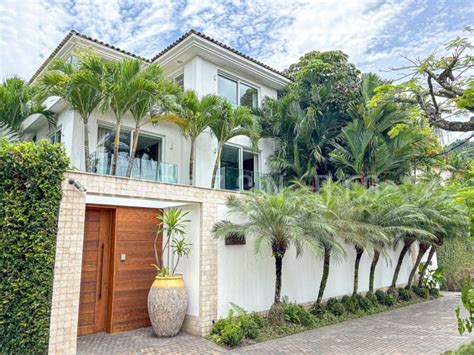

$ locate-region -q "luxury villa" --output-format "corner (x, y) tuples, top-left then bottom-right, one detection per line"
(24, 30), (420, 354)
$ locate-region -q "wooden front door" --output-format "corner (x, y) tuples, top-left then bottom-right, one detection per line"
(78, 208), (114, 336)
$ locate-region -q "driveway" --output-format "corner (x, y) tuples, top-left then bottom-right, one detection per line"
(77, 292), (472, 354)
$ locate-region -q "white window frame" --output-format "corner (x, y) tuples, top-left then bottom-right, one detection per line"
(48, 126), (62, 144)
(220, 142), (261, 190)
(217, 72), (260, 109)
(174, 72), (184, 88)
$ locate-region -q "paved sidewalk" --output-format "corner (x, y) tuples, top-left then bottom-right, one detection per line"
(77, 292), (473, 354)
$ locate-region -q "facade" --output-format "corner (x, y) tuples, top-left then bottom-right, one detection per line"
(24, 30), (426, 354)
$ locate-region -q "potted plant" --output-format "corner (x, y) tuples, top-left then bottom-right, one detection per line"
(148, 208), (191, 337)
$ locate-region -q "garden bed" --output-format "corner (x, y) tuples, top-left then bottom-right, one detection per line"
(208, 287), (440, 349)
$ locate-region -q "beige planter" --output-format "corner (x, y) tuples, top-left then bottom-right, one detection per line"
(148, 275), (188, 337)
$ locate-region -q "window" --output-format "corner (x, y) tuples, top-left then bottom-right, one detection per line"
(217, 74), (258, 109)
(49, 128), (61, 144)
(174, 73), (184, 88)
(219, 144), (259, 191)
(94, 126), (162, 177)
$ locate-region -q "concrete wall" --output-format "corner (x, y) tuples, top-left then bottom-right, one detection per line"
(216, 203), (419, 317)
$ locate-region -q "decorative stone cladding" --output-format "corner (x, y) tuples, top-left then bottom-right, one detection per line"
(48, 171), (235, 354)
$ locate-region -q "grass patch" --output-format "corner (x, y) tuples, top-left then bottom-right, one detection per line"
(444, 340), (474, 355)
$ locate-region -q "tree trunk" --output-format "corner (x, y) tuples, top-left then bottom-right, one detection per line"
(274, 253), (284, 304)
(126, 126), (140, 178)
(110, 119), (122, 176)
(407, 242), (430, 288)
(317, 246), (331, 304)
(188, 137), (195, 185)
(418, 245), (437, 287)
(353, 246), (364, 295)
(391, 239), (414, 288)
(211, 143), (222, 188)
(369, 250), (381, 293)
(83, 118), (91, 172)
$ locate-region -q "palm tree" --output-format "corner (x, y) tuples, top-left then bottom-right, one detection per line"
(0, 77), (54, 137)
(37, 55), (103, 172)
(212, 189), (316, 321)
(164, 90), (222, 185)
(390, 183), (439, 288)
(209, 101), (258, 188)
(125, 69), (182, 177)
(91, 58), (163, 175)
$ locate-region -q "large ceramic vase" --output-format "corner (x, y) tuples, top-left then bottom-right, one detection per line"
(148, 275), (187, 337)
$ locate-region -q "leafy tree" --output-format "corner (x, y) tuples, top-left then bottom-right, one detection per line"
(209, 102), (258, 188)
(373, 30), (474, 132)
(0, 77), (54, 137)
(212, 189), (317, 321)
(37, 54), (103, 172)
(163, 90), (222, 185)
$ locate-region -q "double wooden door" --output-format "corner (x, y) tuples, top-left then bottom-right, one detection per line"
(78, 208), (114, 336)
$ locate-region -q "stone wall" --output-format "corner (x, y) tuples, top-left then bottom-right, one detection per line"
(48, 171), (234, 354)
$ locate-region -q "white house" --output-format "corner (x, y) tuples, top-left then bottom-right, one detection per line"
(24, 30), (422, 354)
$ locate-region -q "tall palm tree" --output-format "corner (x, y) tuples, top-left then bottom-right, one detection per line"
(390, 183), (439, 288)
(91, 58), (163, 175)
(0, 77), (54, 137)
(209, 101), (258, 188)
(212, 189), (316, 320)
(164, 90), (221, 185)
(37, 55), (103, 172)
(125, 69), (182, 177)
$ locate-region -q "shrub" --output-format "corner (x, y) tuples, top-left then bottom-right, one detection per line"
(384, 294), (396, 307)
(397, 288), (413, 301)
(310, 302), (326, 315)
(210, 304), (263, 346)
(438, 238), (474, 291)
(219, 323), (244, 346)
(375, 290), (386, 304)
(366, 292), (378, 305)
(0, 140), (69, 353)
(412, 286), (429, 299)
(355, 294), (374, 312)
(429, 287), (440, 298)
(282, 300), (317, 326)
(326, 298), (345, 317)
(341, 295), (359, 313)
(387, 287), (398, 299)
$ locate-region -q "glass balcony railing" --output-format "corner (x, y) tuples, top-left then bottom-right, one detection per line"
(218, 166), (272, 192)
(90, 152), (178, 184)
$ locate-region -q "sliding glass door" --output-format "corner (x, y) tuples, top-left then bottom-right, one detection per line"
(219, 144), (259, 191)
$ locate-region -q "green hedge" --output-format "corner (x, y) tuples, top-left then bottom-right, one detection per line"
(438, 238), (474, 291)
(0, 140), (69, 353)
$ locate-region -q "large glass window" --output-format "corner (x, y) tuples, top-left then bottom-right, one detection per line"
(217, 74), (258, 109)
(48, 127), (62, 144)
(240, 83), (258, 109)
(174, 73), (184, 88)
(219, 144), (259, 191)
(94, 126), (162, 177)
(218, 75), (238, 106)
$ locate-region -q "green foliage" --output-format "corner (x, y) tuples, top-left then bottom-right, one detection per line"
(375, 290), (396, 307)
(326, 298), (346, 316)
(418, 262), (445, 289)
(397, 288), (413, 301)
(455, 276), (474, 335)
(0, 140), (69, 353)
(210, 304), (264, 347)
(445, 340), (474, 355)
(281, 299), (317, 326)
(429, 287), (440, 298)
(412, 286), (429, 299)
(341, 294), (375, 313)
(438, 238), (474, 291)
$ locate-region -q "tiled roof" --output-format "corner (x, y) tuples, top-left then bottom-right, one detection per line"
(29, 30), (149, 82)
(30, 29), (291, 83)
(151, 29), (291, 80)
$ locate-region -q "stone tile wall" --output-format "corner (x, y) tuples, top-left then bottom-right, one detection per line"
(48, 172), (234, 353)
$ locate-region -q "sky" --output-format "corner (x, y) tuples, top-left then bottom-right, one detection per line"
(0, 0), (472, 141)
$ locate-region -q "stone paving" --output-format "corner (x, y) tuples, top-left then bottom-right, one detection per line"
(77, 292), (473, 354)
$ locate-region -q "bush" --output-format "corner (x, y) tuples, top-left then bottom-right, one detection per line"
(326, 298), (345, 316)
(341, 295), (358, 313)
(397, 288), (413, 301)
(375, 290), (396, 307)
(412, 286), (429, 299)
(282, 300), (317, 326)
(366, 292), (378, 305)
(0, 140), (69, 353)
(429, 287), (440, 298)
(210, 304), (264, 346)
(438, 238), (474, 291)
(310, 302), (326, 315)
(355, 294), (374, 312)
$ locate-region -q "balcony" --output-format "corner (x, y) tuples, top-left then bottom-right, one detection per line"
(90, 152), (178, 184)
(218, 166), (272, 192)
